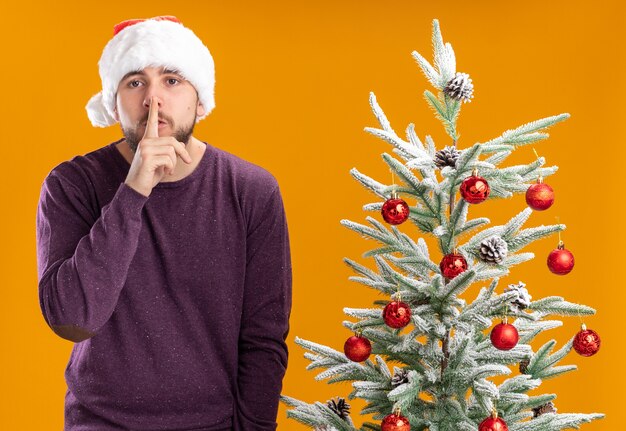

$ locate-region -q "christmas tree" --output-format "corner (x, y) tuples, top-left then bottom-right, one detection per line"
(281, 19), (604, 431)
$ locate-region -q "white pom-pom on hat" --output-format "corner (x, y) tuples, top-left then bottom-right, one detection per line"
(86, 16), (215, 128)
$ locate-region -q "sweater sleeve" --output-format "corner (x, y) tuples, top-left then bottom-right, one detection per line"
(36, 170), (149, 341)
(233, 186), (293, 430)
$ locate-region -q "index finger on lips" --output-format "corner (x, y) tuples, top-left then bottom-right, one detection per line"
(143, 96), (159, 139)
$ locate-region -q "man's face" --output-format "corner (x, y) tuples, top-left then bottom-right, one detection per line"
(114, 66), (206, 152)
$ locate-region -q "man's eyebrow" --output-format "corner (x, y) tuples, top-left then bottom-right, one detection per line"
(161, 67), (183, 76)
(121, 70), (143, 81)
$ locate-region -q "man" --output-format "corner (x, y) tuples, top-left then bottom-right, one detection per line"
(35, 16), (292, 431)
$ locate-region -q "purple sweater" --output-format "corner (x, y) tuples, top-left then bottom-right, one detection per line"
(35, 139), (292, 431)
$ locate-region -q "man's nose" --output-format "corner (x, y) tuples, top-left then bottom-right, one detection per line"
(142, 90), (164, 110)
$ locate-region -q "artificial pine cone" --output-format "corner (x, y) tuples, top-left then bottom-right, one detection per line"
(326, 397), (350, 420)
(391, 367), (410, 386)
(533, 401), (557, 417)
(504, 281), (532, 312)
(434, 145), (460, 169)
(519, 358), (530, 374)
(444, 72), (474, 103)
(479, 236), (508, 264)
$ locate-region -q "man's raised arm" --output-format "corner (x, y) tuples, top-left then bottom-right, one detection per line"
(36, 171), (148, 342)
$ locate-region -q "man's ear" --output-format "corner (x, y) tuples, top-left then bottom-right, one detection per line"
(196, 101), (206, 118)
(113, 93), (120, 122)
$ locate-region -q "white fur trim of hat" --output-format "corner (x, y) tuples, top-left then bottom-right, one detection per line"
(86, 16), (215, 127)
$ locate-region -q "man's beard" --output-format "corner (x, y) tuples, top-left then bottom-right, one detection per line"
(122, 116), (196, 153)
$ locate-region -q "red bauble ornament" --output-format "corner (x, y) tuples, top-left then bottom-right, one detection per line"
(381, 190), (410, 225)
(547, 241), (574, 275)
(490, 320), (519, 351)
(573, 324), (601, 357)
(381, 412), (410, 431)
(383, 301), (412, 329)
(460, 170), (490, 204)
(344, 334), (372, 362)
(439, 252), (468, 280)
(525, 177), (554, 211)
(479, 413), (508, 431)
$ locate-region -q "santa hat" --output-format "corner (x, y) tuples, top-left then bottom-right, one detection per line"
(86, 16), (215, 127)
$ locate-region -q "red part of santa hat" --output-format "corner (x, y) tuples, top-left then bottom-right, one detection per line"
(113, 15), (181, 36)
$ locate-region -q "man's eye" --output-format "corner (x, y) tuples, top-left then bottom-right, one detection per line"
(167, 78), (180, 85)
(129, 80), (142, 88)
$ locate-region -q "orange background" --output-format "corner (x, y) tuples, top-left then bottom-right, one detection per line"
(1, 0), (623, 429)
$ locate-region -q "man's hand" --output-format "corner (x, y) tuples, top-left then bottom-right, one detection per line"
(124, 96), (192, 197)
